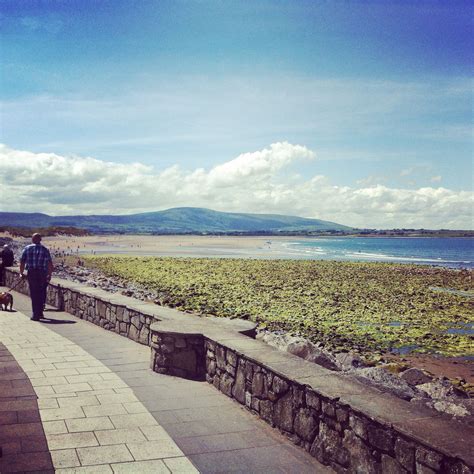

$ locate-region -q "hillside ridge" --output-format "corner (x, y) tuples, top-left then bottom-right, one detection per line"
(0, 207), (351, 234)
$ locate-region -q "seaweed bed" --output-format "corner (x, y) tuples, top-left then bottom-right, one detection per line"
(82, 256), (474, 360)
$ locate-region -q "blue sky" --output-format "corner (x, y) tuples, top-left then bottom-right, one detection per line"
(0, 0), (472, 227)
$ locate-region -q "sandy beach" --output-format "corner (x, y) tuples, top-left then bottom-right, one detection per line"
(42, 234), (295, 259)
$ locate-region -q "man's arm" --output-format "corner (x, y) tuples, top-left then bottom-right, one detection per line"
(19, 247), (27, 277)
(47, 260), (53, 281)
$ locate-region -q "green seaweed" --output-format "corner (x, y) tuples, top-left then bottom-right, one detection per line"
(83, 256), (474, 358)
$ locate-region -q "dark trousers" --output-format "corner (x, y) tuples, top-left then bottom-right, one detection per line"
(27, 269), (48, 319)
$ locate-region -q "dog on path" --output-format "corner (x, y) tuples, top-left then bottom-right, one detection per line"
(0, 292), (13, 311)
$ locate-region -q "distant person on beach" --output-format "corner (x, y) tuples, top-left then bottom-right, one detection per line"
(20, 234), (53, 321)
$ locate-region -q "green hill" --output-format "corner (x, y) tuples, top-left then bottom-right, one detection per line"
(0, 207), (352, 234)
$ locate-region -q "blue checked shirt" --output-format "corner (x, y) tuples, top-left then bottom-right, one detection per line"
(20, 244), (52, 272)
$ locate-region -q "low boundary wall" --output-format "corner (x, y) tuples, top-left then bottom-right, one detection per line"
(3, 267), (473, 473)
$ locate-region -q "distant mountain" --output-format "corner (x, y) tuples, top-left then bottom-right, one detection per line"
(0, 208), (352, 234)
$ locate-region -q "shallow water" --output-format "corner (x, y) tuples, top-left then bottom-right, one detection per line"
(279, 237), (473, 268)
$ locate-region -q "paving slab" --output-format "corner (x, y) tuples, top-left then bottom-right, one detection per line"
(0, 289), (333, 473)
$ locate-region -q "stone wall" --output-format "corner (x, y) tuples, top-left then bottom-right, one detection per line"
(204, 341), (473, 474)
(4, 267), (473, 473)
(150, 331), (206, 380)
(3, 268), (155, 346)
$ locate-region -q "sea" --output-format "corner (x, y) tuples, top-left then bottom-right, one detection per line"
(278, 237), (473, 269)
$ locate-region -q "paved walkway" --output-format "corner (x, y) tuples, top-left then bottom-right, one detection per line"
(0, 289), (332, 473)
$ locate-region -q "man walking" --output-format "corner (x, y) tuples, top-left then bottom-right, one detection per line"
(20, 234), (53, 321)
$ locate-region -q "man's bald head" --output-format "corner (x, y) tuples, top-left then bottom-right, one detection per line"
(32, 233), (42, 244)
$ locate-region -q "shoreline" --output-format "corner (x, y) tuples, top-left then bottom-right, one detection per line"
(29, 234), (472, 269)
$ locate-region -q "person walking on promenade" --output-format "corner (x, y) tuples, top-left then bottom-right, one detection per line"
(20, 234), (53, 321)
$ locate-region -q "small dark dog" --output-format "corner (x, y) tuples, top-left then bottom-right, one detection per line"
(0, 292), (13, 311)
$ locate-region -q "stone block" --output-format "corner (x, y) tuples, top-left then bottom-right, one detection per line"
(322, 401), (336, 418)
(123, 309), (130, 323)
(220, 373), (234, 397)
(395, 437), (415, 472)
(171, 350), (197, 375)
(251, 396), (260, 413)
(116, 306), (124, 321)
(131, 315), (140, 329)
(216, 345), (226, 369)
(349, 414), (369, 440)
(446, 462), (471, 474)
(206, 349), (215, 360)
(306, 389), (321, 412)
(119, 322), (128, 334)
(294, 408), (318, 441)
(342, 430), (378, 474)
(415, 447), (443, 471)
(97, 300), (107, 318)
(367, 424), (394, 453)
(292, 385), (304, 409)
(336, 407), (349, 425)
(252, 372), (267, 399)
(206, 340), (216, 352)
(381, 454), (406, 474)
(232, 365), (246, 404)
(260, 399), (273, 424)
(272, 375), (289, 396)
(273, 391), (294, 433)
(245, 360), (255, 381)
(128, 324), (139, 342)
(245, 391), (252, 408)
(206, 359), (216, 376)
(415, 463), (437, 474)
(226, 350), (238, 367)
(155, 353), (169, 367)
(225, 363), (236, 377)
(311, 422), (348, 467)
(175, 337), (187, 349)
(138, 327), (149, 345)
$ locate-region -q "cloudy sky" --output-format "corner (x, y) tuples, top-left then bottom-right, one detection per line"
(1, 0), (472, 229)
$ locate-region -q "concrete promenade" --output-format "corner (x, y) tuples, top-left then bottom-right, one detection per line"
(0, 289), (332, 473)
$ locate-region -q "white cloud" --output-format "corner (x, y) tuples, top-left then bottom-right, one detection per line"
(0, 143), (472, 229)
(431, 175), (442, 183)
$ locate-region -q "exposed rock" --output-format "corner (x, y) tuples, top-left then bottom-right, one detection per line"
(400, 367), (433, 386)
(259, 331), (340, 371)
(417, 380), (469, 400)
(431, 400), (470, 417)
(335, 352), (365, 370)
(356, 367), (418, 400)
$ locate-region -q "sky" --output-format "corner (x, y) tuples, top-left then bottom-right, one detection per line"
(0, 0), (472, 229)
